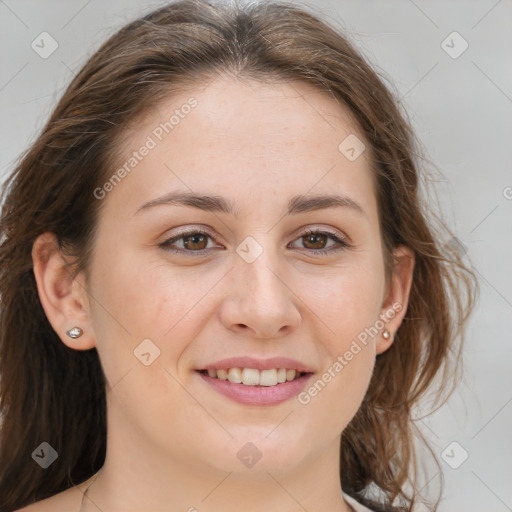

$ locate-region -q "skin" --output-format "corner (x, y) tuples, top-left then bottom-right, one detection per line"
(27, 76), (414, 512)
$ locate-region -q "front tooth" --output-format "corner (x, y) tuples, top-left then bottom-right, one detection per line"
(242, 368), (260, 385)
(286, 369), (296, 382)
(217, 369), (228, 380)
(276, 368), (287, 383)
(260, 369), (278, 386)
(227, 368), (242, 383)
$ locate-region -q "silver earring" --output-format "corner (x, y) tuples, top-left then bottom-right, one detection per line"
(66, 327), (83, 339)
(382, 329), (391, 340)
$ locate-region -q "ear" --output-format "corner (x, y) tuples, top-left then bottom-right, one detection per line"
(376, 245), (415, 355)
(32, 232), (96, 350)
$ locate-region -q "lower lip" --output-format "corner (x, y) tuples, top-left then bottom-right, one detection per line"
(196, 371), (313, 406)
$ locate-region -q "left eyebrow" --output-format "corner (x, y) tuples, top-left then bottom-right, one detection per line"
(134, 190), (366, 218)
(287, 193), (366, 217)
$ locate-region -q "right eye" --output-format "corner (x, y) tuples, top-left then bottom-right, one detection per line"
(159, 230), (221, 256)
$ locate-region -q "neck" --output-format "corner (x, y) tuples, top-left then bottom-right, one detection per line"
(82, 397), (355, 512)
(83, 442), (354, 512)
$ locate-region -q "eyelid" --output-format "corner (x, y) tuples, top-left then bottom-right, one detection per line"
(297, 226), (350, 244)
(159, 225), (222, 246)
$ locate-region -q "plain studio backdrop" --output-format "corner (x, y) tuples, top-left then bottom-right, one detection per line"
(0, 1), (511, 511)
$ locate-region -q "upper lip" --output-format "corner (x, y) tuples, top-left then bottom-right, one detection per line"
(198, 356), (314, 373)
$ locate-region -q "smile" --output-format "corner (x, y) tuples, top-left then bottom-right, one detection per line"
(196, 368), (313, 406)
(199, 367), (304, 386)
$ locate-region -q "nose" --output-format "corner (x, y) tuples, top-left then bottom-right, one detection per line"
(218, 246), (302, 339)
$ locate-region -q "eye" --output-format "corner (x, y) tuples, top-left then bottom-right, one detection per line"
(159, 230), (219, 256)
(288, 228), (351, 255)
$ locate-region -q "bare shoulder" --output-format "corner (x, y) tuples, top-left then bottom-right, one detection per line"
(13, 478), (92, 512)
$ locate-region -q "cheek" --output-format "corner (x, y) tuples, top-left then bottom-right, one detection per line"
(87, 251), (202, 424)
(88, 245), (215, 371)
(298, 348), (375, 439)
(293, 262), (383, 428)
(306, 261), (385, 344)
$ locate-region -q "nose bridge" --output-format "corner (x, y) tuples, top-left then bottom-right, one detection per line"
(222, 233), (301, 338)
(237, 234), (286, 303)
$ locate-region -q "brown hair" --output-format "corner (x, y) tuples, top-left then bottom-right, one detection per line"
(0, 1), (476, 510)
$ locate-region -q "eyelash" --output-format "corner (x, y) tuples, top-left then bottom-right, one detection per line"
(159, 228), (351, 257)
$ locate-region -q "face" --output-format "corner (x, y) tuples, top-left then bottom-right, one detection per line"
(54, 76), (410, 479)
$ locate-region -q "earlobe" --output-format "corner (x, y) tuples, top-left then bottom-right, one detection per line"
(376, 328), (393, 354)
(32, 232), (96, 350)
(376, 245), (415, 355)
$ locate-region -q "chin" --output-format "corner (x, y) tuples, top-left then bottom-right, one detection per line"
(200, 431), (311, 475)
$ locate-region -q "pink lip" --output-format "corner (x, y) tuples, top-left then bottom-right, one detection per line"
(197, 371), (314, 406)
(198, 356), (314, 373)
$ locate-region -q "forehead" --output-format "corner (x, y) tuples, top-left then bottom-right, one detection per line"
(104, 76), (376, 218)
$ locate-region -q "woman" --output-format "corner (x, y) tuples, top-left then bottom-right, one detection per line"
(0, 1), (476, 511)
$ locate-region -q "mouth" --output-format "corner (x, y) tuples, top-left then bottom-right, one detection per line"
(196, 367), (308, 387)
(195, 360), (314, 406)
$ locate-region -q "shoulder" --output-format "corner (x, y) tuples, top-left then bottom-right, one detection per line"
(343, 492), (375, 512)
(13, 478), (92, 512)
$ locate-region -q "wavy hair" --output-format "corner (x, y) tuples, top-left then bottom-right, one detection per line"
(0, 1), (476, 510)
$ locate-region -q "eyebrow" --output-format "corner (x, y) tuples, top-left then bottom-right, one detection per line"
(134, 190), (365, 217)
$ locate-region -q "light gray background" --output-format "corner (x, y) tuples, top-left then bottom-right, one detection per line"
(0, 1), (511, 511)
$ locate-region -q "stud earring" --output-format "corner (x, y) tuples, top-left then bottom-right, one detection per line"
(382, 329), (391, 340)
(66, 327), (83, 339)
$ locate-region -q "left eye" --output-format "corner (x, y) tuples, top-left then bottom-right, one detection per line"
(159, 229), (350, 256)
(289, 230), (349, 253)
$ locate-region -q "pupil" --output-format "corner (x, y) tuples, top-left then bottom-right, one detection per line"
(306, 233), (325, 249)
(184, 234), (206, 250)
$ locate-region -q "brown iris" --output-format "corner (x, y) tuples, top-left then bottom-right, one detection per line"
(182, 233), (209, 250)
(302, 232), (328, 250)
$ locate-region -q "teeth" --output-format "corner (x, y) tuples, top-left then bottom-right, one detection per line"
(204, 367), (303, 386)
(286, 369), (296, 382)
(259, 369), (278, 386)
(242, 368), (260, 385)
(276, 368), (287, 383)
(217, 369), (228, 380)
(227, 368), (242, 383)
